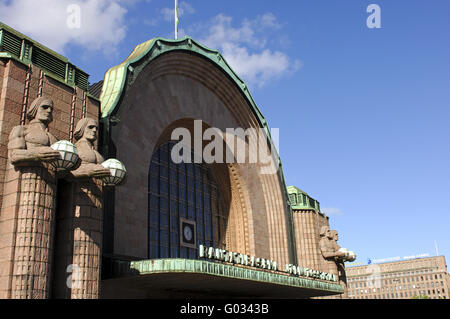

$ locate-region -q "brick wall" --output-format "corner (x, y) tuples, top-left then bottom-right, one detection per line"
(293, 209), (330, 270)
(0, 58), (99, 298)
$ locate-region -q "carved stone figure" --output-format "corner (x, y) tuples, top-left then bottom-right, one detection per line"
(330, 230), (348, 298)
(318, 225), (345, 299)
(8, 97), (61, 165)
(52, 117), (108, 299)
(329, 230), (343, 257)
(6, 96), (60, 298)
(70, 117), (110, 179)
(319, 226), (346, 261)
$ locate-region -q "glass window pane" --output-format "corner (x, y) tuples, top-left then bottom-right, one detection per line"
(160, 178), (169, 197)
(160, 163), (168, 179)
(179, 184), (186, 202)
(149, 163), (159, 178)
(170, 200), (178, 216)
(196, 191), (203, 208)
(149, 195), (158, 210)
(186, 163), (194, 177)
(178, 202), (187, 218)
(149, 141), (227, 260)
(160, 197), (168, 212)
(187, 189), (194, 205)
(170, 185), (177, 201)
(187, 205), (195, 219)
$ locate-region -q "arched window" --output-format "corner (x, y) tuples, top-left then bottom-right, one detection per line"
(148, 141), (226, 259)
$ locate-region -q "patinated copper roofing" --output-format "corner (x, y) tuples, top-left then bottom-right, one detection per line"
(0, 22), (90, 91)
(287, 185), (322, 213)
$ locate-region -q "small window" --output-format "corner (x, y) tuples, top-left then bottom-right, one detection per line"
(309, 197), (315, 208)
(289, 193), (297, 205)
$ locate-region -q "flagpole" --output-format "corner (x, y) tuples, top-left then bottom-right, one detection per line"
(174, 0), (178, 39)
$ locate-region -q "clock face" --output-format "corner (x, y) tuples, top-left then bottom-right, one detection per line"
(183, 225), (193, 241)
(180, 218), (196, 248)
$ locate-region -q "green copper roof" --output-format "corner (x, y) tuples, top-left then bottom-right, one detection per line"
(287, 185), (322, 212)
(0, 22), (90, 91)
(0, 21), (67, 61)
(287, 185), (307, 195)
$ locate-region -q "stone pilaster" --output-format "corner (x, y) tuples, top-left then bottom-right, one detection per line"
(9, 163), (57, 299)
(53, 178), (103, 299)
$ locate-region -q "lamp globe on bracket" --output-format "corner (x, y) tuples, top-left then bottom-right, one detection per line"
(50, 140), (79, 171)
(101, 158), (126, 186)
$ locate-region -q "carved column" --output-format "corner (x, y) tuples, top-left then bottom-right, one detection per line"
(53, 178), (103, 299)
(71, 178), (103, 299)
(337, 261), (348, 299)
(9, 163), (57, 299)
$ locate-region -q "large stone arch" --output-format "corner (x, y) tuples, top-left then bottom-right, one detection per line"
(151, 118), (251, 254)
(102, 39), (295, 266)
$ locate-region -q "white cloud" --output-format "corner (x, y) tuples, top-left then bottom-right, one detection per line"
(322, 207), (344, 216)
(252, 12), (283, 31)
(143, 18), (158, 27)
(198, 14), (301, 88)
(0, 0), (128, 55)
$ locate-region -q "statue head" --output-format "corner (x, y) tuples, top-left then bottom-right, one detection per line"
(74, 118), (98, 143)
(27, 97), (54, 124)
(320, 226), (330, 238)
(330, 230), (338, 241)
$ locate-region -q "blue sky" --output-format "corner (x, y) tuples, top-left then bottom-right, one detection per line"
(1, 0), (449, 266)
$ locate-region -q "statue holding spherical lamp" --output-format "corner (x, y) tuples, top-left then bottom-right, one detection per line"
(68, 117), (111, 179)
(52, 117), (125, 299)
(6, 96), (64, 299)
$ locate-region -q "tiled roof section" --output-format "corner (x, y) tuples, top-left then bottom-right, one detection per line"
(89, 80), (104, 99)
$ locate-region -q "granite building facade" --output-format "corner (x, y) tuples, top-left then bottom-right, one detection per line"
(0, 22), (353, 299)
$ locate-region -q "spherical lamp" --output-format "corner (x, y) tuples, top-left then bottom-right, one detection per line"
(338, 247), (349, 257)
(50, 140), (79, 170)
(101, 158), (126, 186)
(347, 251), (357, 262)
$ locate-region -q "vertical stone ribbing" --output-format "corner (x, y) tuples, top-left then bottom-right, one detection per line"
(37, 70), (44, 98)
(71, 179), (102, 299)
(53, 179), (103, 299)
(81, 91), (87, 119)
(20, 66), (31, 126)
(69, 90), (77, 143)
(293, 209), (330, 271)
(10, 163), (56, 299)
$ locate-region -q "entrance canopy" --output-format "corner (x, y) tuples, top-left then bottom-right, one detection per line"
(101, 259), (343, 299)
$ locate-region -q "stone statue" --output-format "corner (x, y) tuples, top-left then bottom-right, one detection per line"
(6, 96), (61, 298)
(319, 226), (346, 261)
(8, 97), (61, 165)
(330, 229), (348, 298)
(70, 117), (110, 179)
(53, 117), (109, 299)
(329, 230), (344, 257)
